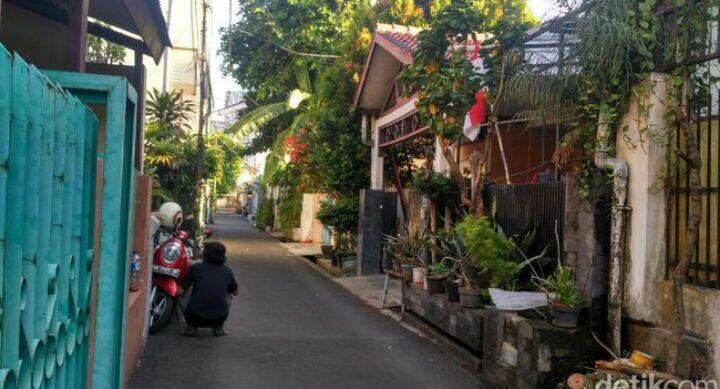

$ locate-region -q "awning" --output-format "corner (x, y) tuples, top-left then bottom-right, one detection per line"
(6, 0), (171, 63)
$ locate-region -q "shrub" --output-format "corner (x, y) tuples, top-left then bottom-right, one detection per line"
(316, 196), (359, 234)
(412, 170), (460, 204)
(279, 191), (302, 236)
(455, 216), (516, 288)
(255, 200), (274, 230)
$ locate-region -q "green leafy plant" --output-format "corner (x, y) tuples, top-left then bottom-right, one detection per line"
(428, 260), (456, 279)
(278, 191), (302, 237)
(383, 229), (430, 267)
(86, 24), (126, 65)
(318, 196), (360, 259)
(455, 216), (517, 288)
(412, 170), (460, 204)
(398, 0), (534, 215)
(255, 200), (275, 230)
(146, 89), (195, 136)
(317, 197), (359, 235)
(536, 265), (583, 309)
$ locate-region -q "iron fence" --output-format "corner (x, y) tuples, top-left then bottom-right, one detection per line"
(667, 73), (720, 288)
(657, 0), (720, 71)
(484, 181), (565, 258)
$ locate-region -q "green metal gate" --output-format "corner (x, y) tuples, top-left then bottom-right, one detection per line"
(0, 45), (138, 388)
(0, 47), (98, 388)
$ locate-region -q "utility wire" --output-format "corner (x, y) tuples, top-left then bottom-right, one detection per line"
(232, 28), (341, 59)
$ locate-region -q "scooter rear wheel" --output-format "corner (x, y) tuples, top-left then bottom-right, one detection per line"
(149, 286), (175, 334)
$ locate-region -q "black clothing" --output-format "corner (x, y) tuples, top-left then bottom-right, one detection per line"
(181, 262), (238, 326)
(185, 311), (228, 328)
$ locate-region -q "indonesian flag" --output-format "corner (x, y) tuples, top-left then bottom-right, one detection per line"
(463, 90), (487, 141)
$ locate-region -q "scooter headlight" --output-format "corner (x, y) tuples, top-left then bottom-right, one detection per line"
(162, 242), (182, 265)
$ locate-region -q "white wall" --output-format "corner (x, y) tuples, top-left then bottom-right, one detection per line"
(616, 73), (668, 324)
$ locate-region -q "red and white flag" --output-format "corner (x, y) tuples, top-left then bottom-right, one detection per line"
(463, 90), (486, 141)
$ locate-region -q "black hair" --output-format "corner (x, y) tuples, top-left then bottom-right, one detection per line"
(203, 241), (227, 264)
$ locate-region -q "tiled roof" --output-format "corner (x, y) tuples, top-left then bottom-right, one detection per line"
(378, 31), (419, 54)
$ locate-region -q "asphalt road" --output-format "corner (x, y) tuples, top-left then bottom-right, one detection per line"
(128, 212), (478, 389)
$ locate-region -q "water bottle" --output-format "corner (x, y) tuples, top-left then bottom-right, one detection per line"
(130, 252), (142, 291)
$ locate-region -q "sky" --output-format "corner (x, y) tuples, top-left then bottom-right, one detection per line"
(207, 0), (558, 115)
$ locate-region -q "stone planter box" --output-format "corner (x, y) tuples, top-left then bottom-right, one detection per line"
(402, 282), (484, 353)
(481, 306), (605, 389)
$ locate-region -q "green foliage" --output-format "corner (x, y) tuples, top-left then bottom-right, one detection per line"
(255, 200), (275, 230)
(384, 228), (430, 267)
(398, 0), (535, 140)
(220, 0), (428, 200)
(504, 0), (712, 162)
(220, 0), (429, 100)
(204, 132), (244, 197)
(317, 196), (359, 234)
(303, 103), (370, 196)
(278, 190), (303, 236)
(411, 169), (460, 204)
(86, 33), (126, 65)
(144, 135), (198, 212)
(226, 101), (293, 137)
(144, 90), (242, 213)
(537, 265), (583, 308)
(428, 260), (455, 278)
(146, 89), (195, 137)
(455, 215), (517, 288)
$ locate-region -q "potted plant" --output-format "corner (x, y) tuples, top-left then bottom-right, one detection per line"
(383, 229), (429, 283)
(445, 278), (461, 302)
(426, 261), (452, 294)
(537, 265), (583, 328)
(318, 197), (359, 268)
(455, 216), (516, 308)
(321, 244), (333, 259)
(428, 231), (465, 302)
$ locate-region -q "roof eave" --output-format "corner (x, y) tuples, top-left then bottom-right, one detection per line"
(353, 32), (414, 111)
(121, 0), (172, 63)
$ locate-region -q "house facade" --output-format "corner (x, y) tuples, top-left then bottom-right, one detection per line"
(353, 23), (574, 275)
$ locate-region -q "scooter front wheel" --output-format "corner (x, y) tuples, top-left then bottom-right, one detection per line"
(149, 285), (175, 334)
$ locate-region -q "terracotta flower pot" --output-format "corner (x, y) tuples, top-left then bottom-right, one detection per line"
(459, 288), (483, 308)
(425, 277), (446, 294)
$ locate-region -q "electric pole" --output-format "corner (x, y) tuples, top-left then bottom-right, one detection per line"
(162, 0), (174, 91)
(195, 0), (209, 230)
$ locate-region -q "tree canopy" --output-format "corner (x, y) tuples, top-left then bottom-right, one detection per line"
(220, 0), (537, 230)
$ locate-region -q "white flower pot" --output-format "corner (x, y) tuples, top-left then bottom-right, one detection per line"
(412, 267), (426, 286)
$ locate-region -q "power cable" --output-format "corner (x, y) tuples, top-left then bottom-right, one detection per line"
(231, 28), (341, 59)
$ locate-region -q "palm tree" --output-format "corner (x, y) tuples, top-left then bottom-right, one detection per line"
(146, 88), (196, 138)
(144, 89), (197, 207)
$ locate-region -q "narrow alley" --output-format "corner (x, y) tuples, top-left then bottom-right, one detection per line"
(129, 212), (478, 389)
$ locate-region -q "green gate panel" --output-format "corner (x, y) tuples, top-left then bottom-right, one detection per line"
(43, 70), (138, 389)
(0, 46), (99, 389)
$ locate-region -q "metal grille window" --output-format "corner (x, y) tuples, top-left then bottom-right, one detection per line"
(667, 66), (720, 288)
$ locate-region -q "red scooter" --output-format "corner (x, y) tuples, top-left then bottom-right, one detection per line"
(149, 228), (211, 334)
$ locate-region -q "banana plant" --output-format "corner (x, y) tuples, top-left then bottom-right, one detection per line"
(225, 64), (322, 183)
